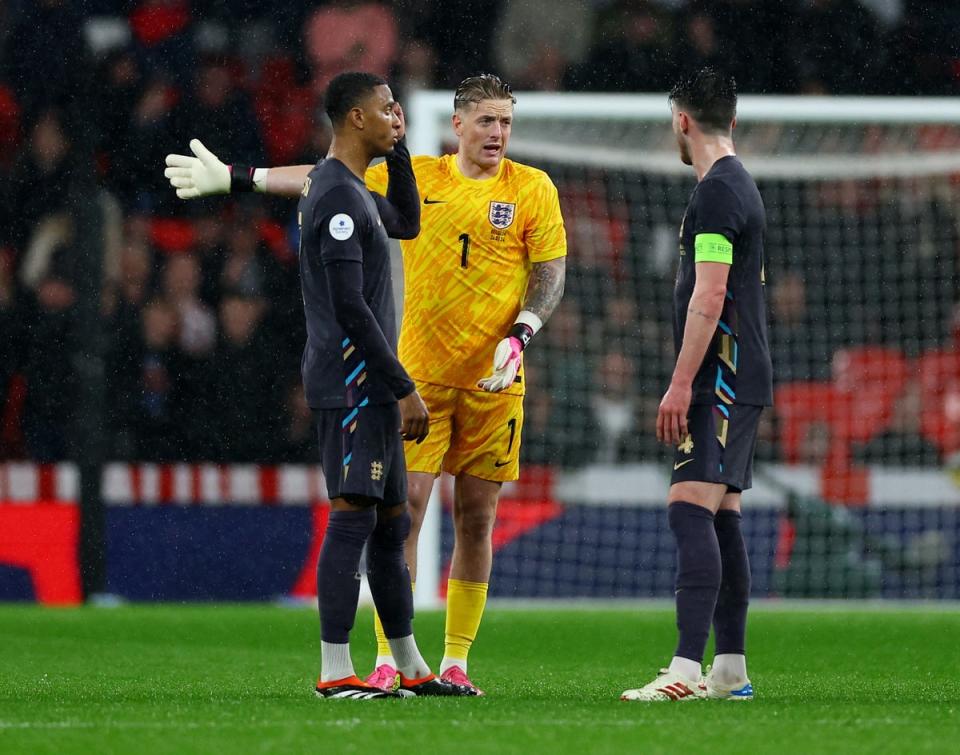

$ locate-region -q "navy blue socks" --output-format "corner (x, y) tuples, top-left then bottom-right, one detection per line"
(317, 508), (376, 644)
(366, 508), (414, 639)
(669, 502), (722, 663)
(713, 510), (751, 655)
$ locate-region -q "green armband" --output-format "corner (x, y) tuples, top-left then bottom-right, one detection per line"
(694, 233), (733, 264)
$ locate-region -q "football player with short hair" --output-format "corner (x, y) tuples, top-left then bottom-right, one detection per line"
(621, 68), (772, 703)
(165, 73), (566, 696)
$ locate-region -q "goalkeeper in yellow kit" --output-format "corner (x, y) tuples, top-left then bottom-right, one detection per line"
(165, 74), (566, 694)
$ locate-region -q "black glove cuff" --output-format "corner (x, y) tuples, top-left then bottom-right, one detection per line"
(508, 322), (535, 350)
(230, 165), (254, 193)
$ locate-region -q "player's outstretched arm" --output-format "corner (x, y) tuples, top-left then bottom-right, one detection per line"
(478, 257), (566, 392)
(164, 139), (312, 199)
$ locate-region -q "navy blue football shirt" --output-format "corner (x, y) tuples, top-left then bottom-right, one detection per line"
(297, 152), (417, 409)
(674, 155), (773, 406)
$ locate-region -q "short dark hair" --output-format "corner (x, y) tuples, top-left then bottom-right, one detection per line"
(324, 71), (388, 126)
(668, 67), (737, 134)
(454, 73), (515, 111)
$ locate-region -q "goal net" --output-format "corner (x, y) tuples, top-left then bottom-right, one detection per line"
(408, 92), (960, 603)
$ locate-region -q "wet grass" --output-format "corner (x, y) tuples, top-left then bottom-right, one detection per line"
(1, 604), (957, 754)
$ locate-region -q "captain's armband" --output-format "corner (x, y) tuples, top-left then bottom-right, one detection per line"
(694, 233), (733, 265)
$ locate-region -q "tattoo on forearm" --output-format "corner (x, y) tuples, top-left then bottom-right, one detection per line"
(524, 259), (565, 321)
(688, 307), (719, 323)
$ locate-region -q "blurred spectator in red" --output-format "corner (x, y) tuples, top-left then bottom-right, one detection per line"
(129, 0), (196, 87)
(253, 55), (315, 166)
(303, 1), (399, 95)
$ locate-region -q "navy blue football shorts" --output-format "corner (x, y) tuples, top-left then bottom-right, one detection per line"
(670, 403), (764, 492)
(314, 402), (407, 507)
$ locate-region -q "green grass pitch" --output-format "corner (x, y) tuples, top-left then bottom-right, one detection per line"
(1, 604), (957, 754)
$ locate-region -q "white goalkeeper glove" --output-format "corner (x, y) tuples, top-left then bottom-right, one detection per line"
(164, 139), (239, 199)
(478, 311), (543, 393)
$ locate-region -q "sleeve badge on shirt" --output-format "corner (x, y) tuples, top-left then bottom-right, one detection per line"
(329, 213), (355, 240)
(489, 201), (516, 229)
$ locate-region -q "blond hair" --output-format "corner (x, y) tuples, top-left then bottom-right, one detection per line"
(453, 74), (515, 111)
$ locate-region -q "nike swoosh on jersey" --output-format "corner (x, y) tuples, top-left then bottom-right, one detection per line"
(423, 197), (447, 204)
(494, 460), (511, 468)
(673, 459), (695, 471)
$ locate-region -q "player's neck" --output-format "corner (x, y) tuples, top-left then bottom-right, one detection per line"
(455, 151), (500, 180)
(692, 138), (736, 181)
(326, 138), (373, 180)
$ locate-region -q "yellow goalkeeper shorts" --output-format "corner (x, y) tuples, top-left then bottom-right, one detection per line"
(404, 381), (524, 482)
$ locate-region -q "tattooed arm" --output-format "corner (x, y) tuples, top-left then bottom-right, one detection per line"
(477, 256), (566, 393)
(523, 257), (566, 324)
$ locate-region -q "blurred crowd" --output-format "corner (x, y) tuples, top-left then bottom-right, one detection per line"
(1, 0), (959, 467)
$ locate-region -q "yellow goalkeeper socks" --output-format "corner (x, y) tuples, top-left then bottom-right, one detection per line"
(373, 581), (414, 666)
(440, 579), (488, 674)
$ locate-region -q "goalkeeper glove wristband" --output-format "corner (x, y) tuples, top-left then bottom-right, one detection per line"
(508, 310), (542, 348)
(478, 311), (543, 392)
(229, 166), (268, 193)
(230, 164), (254, 193)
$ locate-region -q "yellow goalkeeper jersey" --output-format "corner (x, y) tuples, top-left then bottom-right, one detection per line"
(366, 154), (566, 395)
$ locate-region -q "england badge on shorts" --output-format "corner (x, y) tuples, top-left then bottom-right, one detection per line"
(489, 201), (516, 229)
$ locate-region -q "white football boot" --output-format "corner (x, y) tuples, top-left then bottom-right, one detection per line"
(620, 668), (705, 702)
(701, 665), (754, 700)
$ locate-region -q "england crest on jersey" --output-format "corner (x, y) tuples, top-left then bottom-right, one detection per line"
(489, 201), (516, 229)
